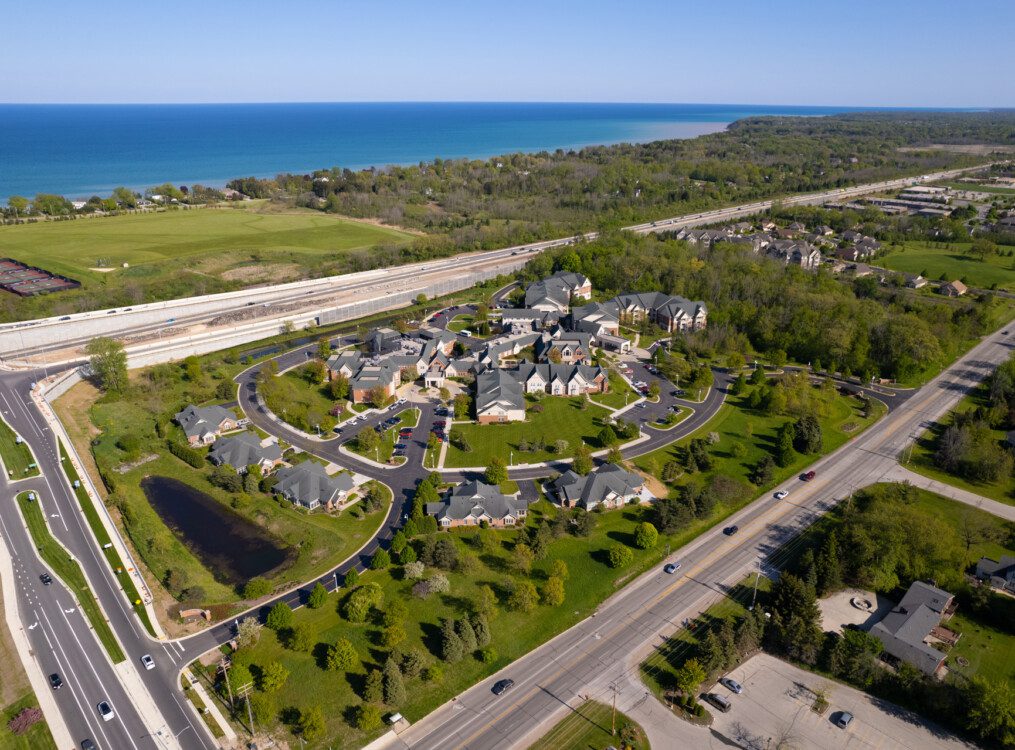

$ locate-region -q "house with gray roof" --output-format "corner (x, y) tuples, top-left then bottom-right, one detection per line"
(174, 404), (239, 445)
(426, 480), (527, 528)
(274, 461), (355, 511)
(475, 368), (526, 423)
(765, 240), (822, 270)
(607, 292), (707, 333)
(548, 463), (648, 511)
(570, 302), (621, 337)
(524, 271), (592, 313)
(514, 363), (608, 397)
(869, 581), (958, 676)
(535, 331), (593, 365)
(209, 432), (283, 474)
(975, 555), (1015, 595)
(500, 308), (560, 332)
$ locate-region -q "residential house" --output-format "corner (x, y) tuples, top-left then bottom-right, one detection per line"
(870, 581), (958, 676)
(766, 240), (822, 270)
(524, 271), (592, 313)
(570, 302), (621, 337)
(940, 280), (968, 297)
(475, 368), (526, 423)
(515, 363), (608, 396)
(995, 215), (1015, 232)
(174, 404), (239, 445)
(816, 225), (834, 236)
(500, 308), (559, 332)
(208, 432), (283, 474)
(975, 555), (1015, 595)
(607, 292), (708, 333)
(476, 332), (540, 369)
(425, 480), (527, 528)
(548, 464), (648, 511)
(536, 332), (594, 365)
(274, 461), (355, 510)
(904, 273), (928, 289)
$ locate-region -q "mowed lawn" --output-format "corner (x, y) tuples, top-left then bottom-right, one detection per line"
(879, 241), (1015, 290)
(529, 700), (649, 750)
(0, 205), (412, 282)
(443, 396), (613, 468)
(0, 416), (39, 479)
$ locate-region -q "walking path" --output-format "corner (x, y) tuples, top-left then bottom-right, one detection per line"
(883, 464), (1015, 521)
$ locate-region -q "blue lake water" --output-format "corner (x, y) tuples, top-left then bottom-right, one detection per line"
(0, 102), (898, 200)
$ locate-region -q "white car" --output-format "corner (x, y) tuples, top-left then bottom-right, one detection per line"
(774, 490), (789, 500)
(97, 701), (115, 722)
(140, 654), (155, 670)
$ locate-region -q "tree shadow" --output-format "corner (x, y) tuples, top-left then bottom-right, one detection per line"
(419, 620), (444, 659)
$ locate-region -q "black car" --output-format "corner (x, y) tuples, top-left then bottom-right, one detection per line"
(723, 525), (739, 536)
(40, 573), (53, 586)
(492, 679), (514, 695)
(49, 673), (63, 690)
(80, 741), (97, 750)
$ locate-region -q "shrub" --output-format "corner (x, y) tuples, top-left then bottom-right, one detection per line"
(404, 561), (425, 579)
(306, 582), (328, 609)
(166, 439), (204, 468)
(242, 577), (271, 600)
(325, 638), (358, 671)
(265, 602), (293, 632)
(478, 647), (498, 664)
(608, 544), (634, 568)
(341, 583), (384, 622)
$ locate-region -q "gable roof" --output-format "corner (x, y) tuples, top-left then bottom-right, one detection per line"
(174, 404), (235, 440)
(274, 462), (354, 507)
(209, 432), (282, 470)
(475, 368), (525, 415)
(549, 464), (644, 509)
(427, 480), (527, 522)
(870, 581), (953, 675)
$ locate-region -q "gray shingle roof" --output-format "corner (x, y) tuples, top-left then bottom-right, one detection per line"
(209, 432), (282, 471)
(427, 481), (526, 523)
(274, 462), (354, 508)
(475, 368), (525, 415)
(549, 464), (644, 510)
(870, 581), (953, 675)
(174, 404), (235, 440)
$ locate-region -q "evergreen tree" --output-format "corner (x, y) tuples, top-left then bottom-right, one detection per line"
(440, 619), (464, 662)
(793, 414), (823, 453)
(326, 638), (358, 671)
(815, 530), (843, 594)
(634, 521), (659, 549)
(775, 423), (796, 467)
(471, 613), (491, 648)
(306, 582), (328, 609)
(265, 602), (294, 632)
(364, 668), (384, 703)
(383, 657), (406, 707)
(542, 576), (566, 606)
(456, 618), (478, 652)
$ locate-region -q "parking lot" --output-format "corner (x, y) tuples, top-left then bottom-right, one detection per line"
(708, 653), (975, 749)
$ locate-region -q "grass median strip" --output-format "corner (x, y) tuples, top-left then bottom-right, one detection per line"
(56, 441), (156, 637)
(0, 417), (39, 480)
(15, 491), (126, 664)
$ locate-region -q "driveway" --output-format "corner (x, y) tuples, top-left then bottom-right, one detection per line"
(707, 653), (975, 750)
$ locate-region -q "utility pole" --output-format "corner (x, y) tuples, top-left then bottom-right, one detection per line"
(219, 660), (234, 710)
(237, 682), (255, 736)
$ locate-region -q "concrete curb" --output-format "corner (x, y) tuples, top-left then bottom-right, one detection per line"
(182, 668), (236, 743)
(0, 519), (75, 750)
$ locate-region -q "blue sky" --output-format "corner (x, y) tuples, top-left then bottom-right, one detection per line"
(4, 0), (1014, 106)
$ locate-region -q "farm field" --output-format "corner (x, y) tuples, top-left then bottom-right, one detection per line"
(878, 240), (1015, 290)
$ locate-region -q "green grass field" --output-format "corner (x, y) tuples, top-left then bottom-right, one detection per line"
(0, 205), (411, 282)
(940, 181), (1015, 195)
(443, 396), (613, 468)
(588, 370), (638, 410)
(879, 240), (1015, 290)
(0, 417), (39, 479)
(15, 491), (125, 663)
(0, 693), (56, 750)
(529, 700), (649, 750)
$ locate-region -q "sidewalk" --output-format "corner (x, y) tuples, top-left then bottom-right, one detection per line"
(884, 465), (1015, 521)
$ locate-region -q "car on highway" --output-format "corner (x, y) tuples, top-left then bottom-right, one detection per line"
(722, 525), (739, 536)
(97, 701), (115, 722)
(49, 673), (63, 690)
(140, 654), (155, 671)
(835, 711), (854, 729)
(663, 562), (681, 574)
(81, 740), (97, 750)
(492, 679), (515, 695)
(801, 470), (816, 481)
(39, 572), (53, 586)
(719, 676), (743, 694)
(774, 490), (788, 500)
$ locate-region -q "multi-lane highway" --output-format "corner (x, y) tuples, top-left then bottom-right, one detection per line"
(0, 372), (217, 750)
(391, 324), (1015, 750)
(0, 163), (992, 367)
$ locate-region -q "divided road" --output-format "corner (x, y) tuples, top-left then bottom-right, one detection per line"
(392, 325), (1015, 750)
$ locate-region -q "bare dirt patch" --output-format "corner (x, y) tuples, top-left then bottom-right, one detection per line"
(51, 380), (104, 494)
(220, 263), (303, 283)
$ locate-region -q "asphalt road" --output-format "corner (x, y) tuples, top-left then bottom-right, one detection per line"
(390, 324), (1015, 750)
(0, 373), (216, 750)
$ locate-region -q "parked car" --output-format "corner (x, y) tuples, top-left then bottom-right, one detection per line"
(801, 470), (816, 481)
(723, 525), (739, 536)
(704, 693), (732, 713)
(774, 490), (788, 500)
(835, 711), (854, 729)
(140, 654), (155, 671)
(394, 443), (407, 450)
(49, 673), (63, 690)
(663, 562), (682, 574)
(97, 702), (115, 722)
(719, 677), (743, 694)
(40, 573), (53, 586)
(492, 679), (515, 696)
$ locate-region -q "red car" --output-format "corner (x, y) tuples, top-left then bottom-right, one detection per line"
(801, 470), (816, 481)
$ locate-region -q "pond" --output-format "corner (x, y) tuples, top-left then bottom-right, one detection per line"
(140, 475), (294, 587)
